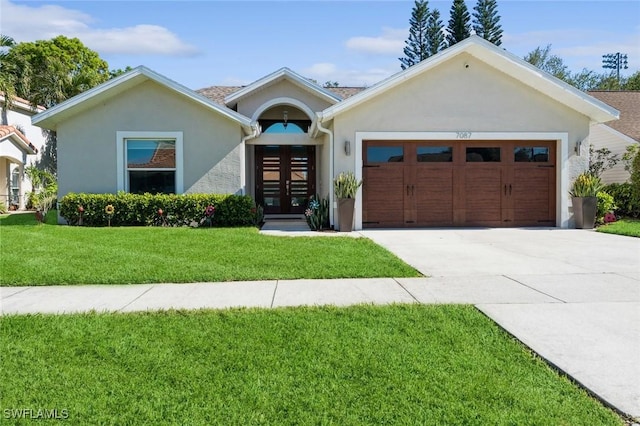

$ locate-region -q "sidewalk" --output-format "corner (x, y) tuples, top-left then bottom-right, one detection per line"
(1, 275), (565, 315)
(2, 276), (639, 420)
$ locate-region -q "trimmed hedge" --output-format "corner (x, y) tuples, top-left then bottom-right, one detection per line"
(603, 183), (639, 218)
(59, 192), (258, 227)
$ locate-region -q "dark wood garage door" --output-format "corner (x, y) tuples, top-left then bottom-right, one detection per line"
(362, 140), (556, 228)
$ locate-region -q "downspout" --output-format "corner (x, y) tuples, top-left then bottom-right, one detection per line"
(315, 113), (334, 228)
(240, 124), (260, 195)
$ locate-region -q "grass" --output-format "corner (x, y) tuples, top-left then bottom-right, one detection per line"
(0, 305), (622, 425)
(597, 218), (640, 237)
(0, 212), (419, 286)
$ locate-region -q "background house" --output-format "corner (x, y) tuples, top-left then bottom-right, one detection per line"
(588, 91), (639, 184)
(0, 94), (45, 209)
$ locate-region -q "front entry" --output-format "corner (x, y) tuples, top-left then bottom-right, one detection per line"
(256, 145), (316, 214)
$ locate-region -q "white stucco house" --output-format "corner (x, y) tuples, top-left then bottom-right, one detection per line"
(32, 36), (618, 229)
(0, 94), (46, 210)
(587, 91), (639, 184)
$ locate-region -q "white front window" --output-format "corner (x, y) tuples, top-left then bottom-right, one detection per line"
(116, 131), (183, 193)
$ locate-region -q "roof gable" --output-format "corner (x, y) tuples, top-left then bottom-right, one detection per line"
(0, 125), (37, 154)
(320, 35), (618, 125)
(32, 66), (253, 132)
(224, 67), (341, 107)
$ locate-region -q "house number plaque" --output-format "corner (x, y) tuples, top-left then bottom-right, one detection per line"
(456, 132), (472, 139)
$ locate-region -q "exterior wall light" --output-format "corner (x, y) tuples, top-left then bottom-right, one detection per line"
(344, 140), (351, 156)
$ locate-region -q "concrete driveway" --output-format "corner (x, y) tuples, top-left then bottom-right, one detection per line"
(361, 228), (640, 420)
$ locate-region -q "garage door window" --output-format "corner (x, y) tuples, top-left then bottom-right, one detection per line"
(417, 146), (452, 162)
(367, 146), (404, 163)
(514, 147), (550, 162)
(466, 147), (500, 162)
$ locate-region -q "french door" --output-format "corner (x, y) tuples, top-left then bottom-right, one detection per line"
(255, 145), (316, 214)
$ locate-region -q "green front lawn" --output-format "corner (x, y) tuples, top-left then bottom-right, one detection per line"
(0, 305), (622, 425)
(597, 218), (640, 237)
(0, 212), (419, 285)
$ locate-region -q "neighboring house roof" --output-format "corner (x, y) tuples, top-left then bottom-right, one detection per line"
(197, 86), (243, 105)
(319, 35), (619, 125)
(0, 125), (38, 154)
(326, 87), (366, 99)
(197, 85), (365, 107)
(32, 66), (254, 133)
(587, 91), (640, 142)
(223, 67), (342, 107)
(0, 93), (46, 115)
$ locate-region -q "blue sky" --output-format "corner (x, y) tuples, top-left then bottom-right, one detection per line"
(2, 0), (639, 89)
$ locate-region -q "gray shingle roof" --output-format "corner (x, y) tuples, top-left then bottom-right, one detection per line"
(588, 91), (640, 142)
(196, 85), (366, 107)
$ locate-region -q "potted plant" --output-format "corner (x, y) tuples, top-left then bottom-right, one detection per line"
(569, 173), (602, 229)
(334, 171), (362, 232)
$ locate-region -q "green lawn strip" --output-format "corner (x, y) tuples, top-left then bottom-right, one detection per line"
(0, 305), (621, 425)
(0, 213), (419, 285)
(596, 219), (640, 237)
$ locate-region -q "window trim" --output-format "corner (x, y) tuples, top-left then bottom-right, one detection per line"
(116, 131), (183, 193)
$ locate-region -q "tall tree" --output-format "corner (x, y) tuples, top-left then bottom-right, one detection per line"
(399, 0), (431, 70)
(524, 45), (570, 82)
(446, 0), (471, 47)
(426, 9), (446, 56)
(0, 34), (17, 124)
(5, 35), (109, 108)
(472, 0), (503, 46)
(4, 35), (110, 174)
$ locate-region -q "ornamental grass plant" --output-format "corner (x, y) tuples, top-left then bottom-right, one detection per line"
(569, 173), (603, 198)
(334, 172), (362, 199)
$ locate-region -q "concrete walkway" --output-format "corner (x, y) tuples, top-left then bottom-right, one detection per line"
(1, 227), (639, 420)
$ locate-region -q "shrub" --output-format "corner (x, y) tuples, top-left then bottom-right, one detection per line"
(59, 192), (257, 227)
(596, 191), (616, 224)
(631, 148), (640, 209)
(0, 201), (7, 214)
(603, 183), (640, 218)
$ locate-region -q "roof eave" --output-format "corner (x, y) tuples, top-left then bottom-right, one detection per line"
(32, 66), (253, 130)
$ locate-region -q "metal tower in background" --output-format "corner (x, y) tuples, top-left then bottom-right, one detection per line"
(602, 52), (628, 84)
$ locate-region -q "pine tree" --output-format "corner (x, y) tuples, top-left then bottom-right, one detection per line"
(399, 0), (431, 70)
(426, 9), (446, 56)
(446, 0), (471, 47)
(472, 0), (503, 46)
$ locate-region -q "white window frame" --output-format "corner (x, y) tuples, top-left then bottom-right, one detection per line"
(116, 131), (184, 193)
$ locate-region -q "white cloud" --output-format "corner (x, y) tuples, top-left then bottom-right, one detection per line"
(0, 0), (199, 56)
(346, 27), (407, 55)
(503, 28), (640, 71)
(303, 63), (397, 87)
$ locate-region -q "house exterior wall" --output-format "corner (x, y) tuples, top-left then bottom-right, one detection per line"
(589, 124), (637, 184)
(2, 100), (46, 204)
(236, 80), (334, 120)
(331, 53), (591, 228)
(57, 80), (244, 199)
(4, 104), (47, 156)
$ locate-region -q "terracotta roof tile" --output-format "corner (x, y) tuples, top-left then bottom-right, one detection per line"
(588, 91), (640, 142)
(0, 125), (38, 153)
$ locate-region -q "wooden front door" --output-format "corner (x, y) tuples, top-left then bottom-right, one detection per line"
(256, 145), (316, 214)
